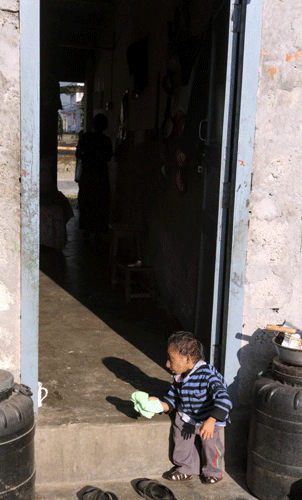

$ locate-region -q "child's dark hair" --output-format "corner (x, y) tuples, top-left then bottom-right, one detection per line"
(167, 331), (205, 362)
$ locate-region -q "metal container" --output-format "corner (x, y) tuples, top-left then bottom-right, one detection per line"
(273, 337), (302, 366)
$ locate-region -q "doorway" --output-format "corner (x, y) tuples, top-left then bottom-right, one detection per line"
(24, 0), (253, 412)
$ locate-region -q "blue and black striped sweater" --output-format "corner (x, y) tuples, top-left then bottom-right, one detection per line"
(163, 360), (232, 425)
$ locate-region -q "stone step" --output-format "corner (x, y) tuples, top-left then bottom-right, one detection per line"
(35, 419), (172, 485)
(35, 470), (258, 500)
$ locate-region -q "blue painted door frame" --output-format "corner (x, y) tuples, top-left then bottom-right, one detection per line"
(209, 0), (263, 393)
(20, 0), (40, 412)
(221, 0), (263, 397)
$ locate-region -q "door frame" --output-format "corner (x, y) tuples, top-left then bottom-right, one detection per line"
(20, 0), (40, 412)
(221, 0), (263, 394)
(208, 0), (263, 389)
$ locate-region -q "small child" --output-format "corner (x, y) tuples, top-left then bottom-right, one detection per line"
(151, 331), (232, 485)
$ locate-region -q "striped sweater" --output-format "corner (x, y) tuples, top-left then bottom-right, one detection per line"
(163, 360), (232, 425)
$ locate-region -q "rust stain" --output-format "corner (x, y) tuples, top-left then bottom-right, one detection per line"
(268, 67), (277, 79)
(237, 160), (245, 166)
(260, 50), (269, 57)
(286, 52), (302, 62)
(23, 170), (26, 177)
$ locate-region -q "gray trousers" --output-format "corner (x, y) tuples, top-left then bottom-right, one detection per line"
(172, 412), (224, 478)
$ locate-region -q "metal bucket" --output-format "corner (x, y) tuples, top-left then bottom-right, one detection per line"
(273, 337), (302, 366)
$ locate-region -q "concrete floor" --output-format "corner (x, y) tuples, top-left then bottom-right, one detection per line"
(38, 210), (172, 427)
(37, 193), (258, 499)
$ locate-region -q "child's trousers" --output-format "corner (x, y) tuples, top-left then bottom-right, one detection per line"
(172, 412), (224, 478)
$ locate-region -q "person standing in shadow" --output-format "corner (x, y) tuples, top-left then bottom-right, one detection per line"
(76, 113), (113, 245)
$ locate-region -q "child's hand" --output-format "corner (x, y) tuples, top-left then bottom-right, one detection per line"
(200, 417), (216, 440)
(148, 397), (169, 413)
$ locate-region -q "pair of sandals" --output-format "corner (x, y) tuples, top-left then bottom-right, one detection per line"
(166, 470), (222, 485)
(77, 480), (177, 500)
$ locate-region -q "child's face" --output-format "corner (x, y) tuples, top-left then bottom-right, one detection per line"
(166, 345), (195, 375)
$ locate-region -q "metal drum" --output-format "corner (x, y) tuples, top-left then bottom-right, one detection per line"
(246, 361), (302, 500)
(0, 370), (35, 499)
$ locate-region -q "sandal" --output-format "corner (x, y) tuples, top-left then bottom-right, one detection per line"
(77, 486), (99, 499)
(201, 476), (223, 485)
(76, 486), (118, 500)
(166, 470), (192, 481)
(132, 478), (177, 500)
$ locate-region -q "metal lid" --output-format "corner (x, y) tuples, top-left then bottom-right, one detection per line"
(0, 370), (14, 392)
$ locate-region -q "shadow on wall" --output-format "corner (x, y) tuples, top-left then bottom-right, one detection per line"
(225, 328), (277, 470)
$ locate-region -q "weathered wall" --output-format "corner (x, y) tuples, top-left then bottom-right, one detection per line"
(0, 1), (21, 380)
(243, 0), (302, 394)
(230, 0), (302, 464)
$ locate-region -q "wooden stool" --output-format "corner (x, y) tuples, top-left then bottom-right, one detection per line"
(109, 224), (155, 302)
